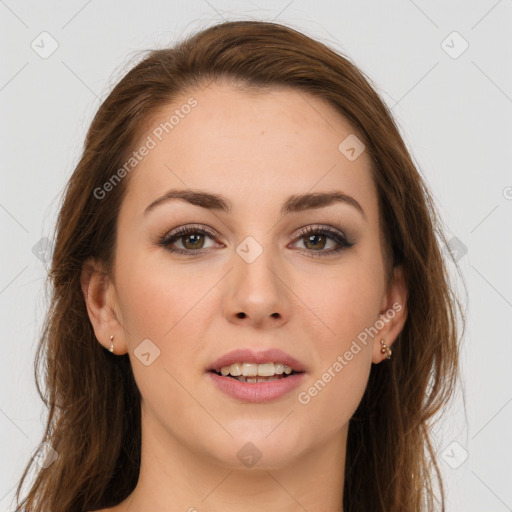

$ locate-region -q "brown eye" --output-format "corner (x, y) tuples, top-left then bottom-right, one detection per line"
(303, 233), (328, 250)
(159, 225), (219, 255)
(181, 232), (206, 250)
(293, 225), (354, 257)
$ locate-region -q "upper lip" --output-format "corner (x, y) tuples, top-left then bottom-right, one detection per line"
(207, 348), (307, 373)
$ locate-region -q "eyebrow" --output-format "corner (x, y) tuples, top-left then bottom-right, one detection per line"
(144, 188), (366, 219)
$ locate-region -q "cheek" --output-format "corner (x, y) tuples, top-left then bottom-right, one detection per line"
(294, 268), (377, 432)
(115, 267), (175, 340)
(298, 261), (384, 348)
(296, 349), (371, 443)
(114, 244), (221, 354)
(114, 253), (214, 402)
(292, 250), (383, 412)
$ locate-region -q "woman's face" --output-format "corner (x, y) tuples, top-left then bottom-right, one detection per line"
(86, 81), (407, 471)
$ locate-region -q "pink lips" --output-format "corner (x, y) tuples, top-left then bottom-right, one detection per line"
(207, 371), (306, 403)
(206, 348), (308, 403)
(207, 348), (307, 373)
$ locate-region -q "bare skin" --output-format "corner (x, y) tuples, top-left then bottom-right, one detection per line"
(82, 81), (407, 512)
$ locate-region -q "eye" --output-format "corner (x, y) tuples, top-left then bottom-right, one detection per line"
(291, 225), (354, 257)
(158, 225), (220, 255)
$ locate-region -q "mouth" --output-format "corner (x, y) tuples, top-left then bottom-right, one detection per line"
(208, 368), (304, 383)
(205, 348), (307, 402)
(207, 348), (307, 374)
(206, 365), (307, 403)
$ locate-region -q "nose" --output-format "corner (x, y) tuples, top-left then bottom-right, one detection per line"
(221, 241), (292, 329)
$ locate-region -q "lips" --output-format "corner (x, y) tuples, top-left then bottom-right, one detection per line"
(207, 371), (306, 403)
(207, 348), (307, 373)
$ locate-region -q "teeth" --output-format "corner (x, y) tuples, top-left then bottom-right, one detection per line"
(219, 362), (294, 377)
(226, 363), (242, 376)
(240, 375), (283, 383)
(274, 363), (285, 374)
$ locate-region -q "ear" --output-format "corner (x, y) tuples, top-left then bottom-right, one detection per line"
(80, 257), (128, 355)
(372, 265), (408, 364)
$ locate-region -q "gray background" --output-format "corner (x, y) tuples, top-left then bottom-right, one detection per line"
(1, 0), (511, 510)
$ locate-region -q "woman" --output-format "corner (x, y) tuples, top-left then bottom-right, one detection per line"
(14, 19), (463, 512)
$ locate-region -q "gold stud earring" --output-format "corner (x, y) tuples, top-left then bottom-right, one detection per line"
(109, 335), (114, 353)
(380, 339), (392, 359)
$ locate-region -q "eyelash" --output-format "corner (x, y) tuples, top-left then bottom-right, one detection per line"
(158, 224), (354, 258)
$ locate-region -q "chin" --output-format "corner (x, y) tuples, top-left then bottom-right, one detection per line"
(206, 429), (306, 471)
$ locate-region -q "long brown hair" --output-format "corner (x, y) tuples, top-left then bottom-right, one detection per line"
(14, 20), (463, 511)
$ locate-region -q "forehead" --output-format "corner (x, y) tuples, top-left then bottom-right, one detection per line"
(123, 82), (376, 218)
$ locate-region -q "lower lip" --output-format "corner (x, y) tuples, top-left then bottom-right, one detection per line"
(206, 371), (306, 403)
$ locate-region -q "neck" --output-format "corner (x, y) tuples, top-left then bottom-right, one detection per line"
(119, 405), (347, 512)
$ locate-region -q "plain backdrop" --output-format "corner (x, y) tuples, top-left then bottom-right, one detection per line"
(1, 1), (511, 510)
